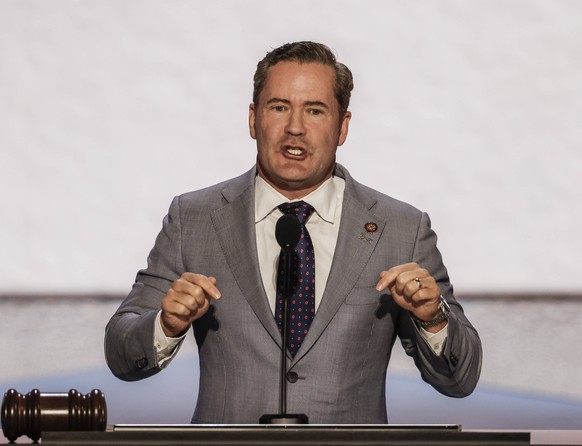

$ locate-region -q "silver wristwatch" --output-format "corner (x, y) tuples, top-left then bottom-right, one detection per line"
(415, 296), (450, 329)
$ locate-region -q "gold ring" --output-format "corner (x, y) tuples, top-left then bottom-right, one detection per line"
(414, 277), (423, 289)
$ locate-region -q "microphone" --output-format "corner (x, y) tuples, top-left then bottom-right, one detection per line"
(260, 213), (308, 425)
(275, 213), (301, 250)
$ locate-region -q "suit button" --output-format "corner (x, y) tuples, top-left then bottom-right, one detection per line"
(449, 353), (458, 367)
(287, 371), (298, 383)
(135, 358), (148, 369)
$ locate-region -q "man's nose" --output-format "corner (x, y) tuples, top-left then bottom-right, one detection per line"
(285, 111), (306, 136)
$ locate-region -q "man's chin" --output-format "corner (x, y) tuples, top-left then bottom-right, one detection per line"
(275, 175), (331, 198)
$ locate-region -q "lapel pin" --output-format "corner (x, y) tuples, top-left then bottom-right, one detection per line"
(364, 222), (377, 233)
(359, 222), (377, 244)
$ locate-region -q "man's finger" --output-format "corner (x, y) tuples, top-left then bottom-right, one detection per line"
(181, 272), (221, 299)
(397, 271), (432, 297)
(375, 262), (421, 291)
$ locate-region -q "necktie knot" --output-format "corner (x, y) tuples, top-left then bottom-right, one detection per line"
(278, 201), (315, 225)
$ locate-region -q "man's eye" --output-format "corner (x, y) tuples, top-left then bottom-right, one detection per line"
(309, 109), (323, 116)
(272, 105), (286, 112)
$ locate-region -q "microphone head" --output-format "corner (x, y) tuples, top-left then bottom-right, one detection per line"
(275, 213), (301, 249)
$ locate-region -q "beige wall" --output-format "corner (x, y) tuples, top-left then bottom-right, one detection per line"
(1, 0), (581, 295)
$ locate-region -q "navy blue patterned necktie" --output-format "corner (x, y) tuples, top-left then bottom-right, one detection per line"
(275, 201), (316, 358)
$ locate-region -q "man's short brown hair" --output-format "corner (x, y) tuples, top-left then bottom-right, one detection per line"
(253, 41), (354, 117)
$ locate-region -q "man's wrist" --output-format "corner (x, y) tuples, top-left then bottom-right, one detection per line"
(413, 296), (450, 329)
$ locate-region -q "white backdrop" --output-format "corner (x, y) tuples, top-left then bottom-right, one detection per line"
(1, 0), (581, 294)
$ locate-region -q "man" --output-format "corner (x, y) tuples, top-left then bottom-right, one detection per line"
(105, 41), (482, 424)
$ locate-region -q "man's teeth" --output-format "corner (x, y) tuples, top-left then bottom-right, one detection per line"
(287, 147), (302, 155)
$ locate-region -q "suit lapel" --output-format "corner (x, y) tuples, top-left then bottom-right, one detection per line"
(210, 170), (282, 347)
(209, 165), (387, 360)
(292, 174), (386, 364)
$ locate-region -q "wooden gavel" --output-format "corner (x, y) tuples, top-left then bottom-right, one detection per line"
(1, 388), (107, 442)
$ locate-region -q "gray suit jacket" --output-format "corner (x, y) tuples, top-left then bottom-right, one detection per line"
(105, 163), (482, 424)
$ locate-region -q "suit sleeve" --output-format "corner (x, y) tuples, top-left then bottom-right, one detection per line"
(104, 196), (186, 381)
(397, 212), (483, 397)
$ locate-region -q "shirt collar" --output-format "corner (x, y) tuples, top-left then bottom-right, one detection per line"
(254, 174), (343, 224)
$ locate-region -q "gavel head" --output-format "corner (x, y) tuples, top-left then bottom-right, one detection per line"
(1, 388), (107, 442)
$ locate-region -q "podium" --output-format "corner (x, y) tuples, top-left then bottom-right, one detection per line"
(1, 389), (531, 444)
(39, 424), (531, 445)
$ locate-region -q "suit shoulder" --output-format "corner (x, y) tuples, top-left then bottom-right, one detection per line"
(349, 179), (424, 220)
(337, 163), (424, 220)
(173, 168), (255, 211)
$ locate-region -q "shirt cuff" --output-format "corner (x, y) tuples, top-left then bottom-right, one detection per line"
(418, 324), (448, 356)
(154, 310), (187, 367)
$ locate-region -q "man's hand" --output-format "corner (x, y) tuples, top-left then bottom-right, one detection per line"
(160, 272), (221, 337)
(375, 262), (446, 332)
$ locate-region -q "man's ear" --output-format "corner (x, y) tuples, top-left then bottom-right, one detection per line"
(338, 111), (351, 146)
(249, 103), (257, 140)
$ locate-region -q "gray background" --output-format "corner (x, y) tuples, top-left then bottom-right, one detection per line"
(1, 0), (581, 433)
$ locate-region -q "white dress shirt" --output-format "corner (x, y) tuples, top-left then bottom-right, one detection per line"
(254, 174), (343, 314)
(154, 174), (447, 366)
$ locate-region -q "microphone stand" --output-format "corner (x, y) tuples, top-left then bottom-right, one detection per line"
(260, 215), (308, 424)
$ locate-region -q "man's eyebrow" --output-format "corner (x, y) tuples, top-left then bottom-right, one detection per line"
(266, 98), (330, 109)
(304, 101), (330, 109)
(266, 97), (291, 105)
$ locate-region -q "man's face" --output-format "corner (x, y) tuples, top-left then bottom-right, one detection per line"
(249, 61), (351, 199)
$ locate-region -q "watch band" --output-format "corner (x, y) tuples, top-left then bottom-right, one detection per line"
(415, 297), (450, 329)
